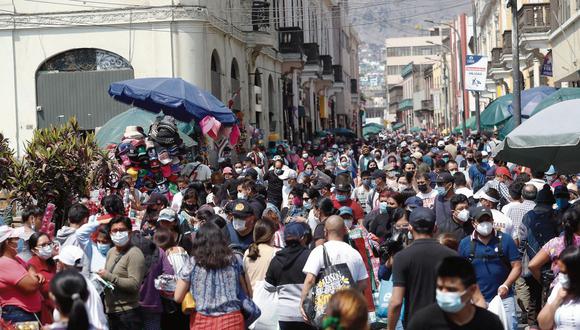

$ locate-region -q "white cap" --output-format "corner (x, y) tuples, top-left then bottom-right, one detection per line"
(437, 140), (445, 147)
(54, 245), (85, 267)
(331, 144), (339, 149)
(400, 141), (408, 148)
(272, 155), (282, 161)
(481, 151), (489, 157)
(0, 225), (24, 244)
(157, 208), (177, 222)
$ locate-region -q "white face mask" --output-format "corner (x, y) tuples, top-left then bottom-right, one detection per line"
(302, 153), (309, 159)
(475, 221), (493, 236)
(235, 168), (243, 174)
(37, 245), (53, 260)
(558, 273), (571, 289)
(111, 231), (130, 247)
(344, 220), (353, 229)
(237, 192), (246, 200)
(457, 209), (470, 222)
(233, 218), (246, 232)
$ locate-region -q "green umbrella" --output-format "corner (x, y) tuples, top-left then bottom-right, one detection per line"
(96, 107), (197, 148)
(480, 94), (513, 127)
(454, 116), (478, 132)
(391, 123), (405, 131)
(409, 126), (423, 133)
(531, 88), (580, 116)
(363, 123), (384, 138)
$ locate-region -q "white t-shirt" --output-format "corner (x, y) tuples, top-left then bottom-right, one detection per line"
(303, 240), (369, 282)
(547, 280), (580, 329)
(455, 187), (474, 198)
(417, 190), (439, 209)
(492, 209), (514, 237)
(171, 191), (184, 212)
(54, 275), (108, 330)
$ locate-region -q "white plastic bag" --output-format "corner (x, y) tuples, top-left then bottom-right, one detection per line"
(487, 295), (510, 330)
(249, 280), (279, 330)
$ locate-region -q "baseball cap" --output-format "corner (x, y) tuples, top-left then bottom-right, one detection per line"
(223, 167), (233, 174)
(231, 199), (254, 218)
(471, 206), (493, 221)
(408, 207), (436, 227)
(545, 165), (557, 175)
(157, 208), (177, 222)
(272, 155), (283, 161)
(554, 185), (570, 198)
(437, 140), (445, 147)
(496, 166), (511, 178)
(0, 225), (24, 244)
(284, 221), (309, 242)
(144, 193), (169, 206)
(435, 172), (454, 185)
(411, 152), (423, 159)
(54, 245), (85, 267)
(371, 170), (386, 180)
(338, 206), (353, 216)
(405, 196), (424, 209)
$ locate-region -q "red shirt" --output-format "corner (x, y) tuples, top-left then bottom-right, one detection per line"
(332, 197), (365, 221)
(28, 256), (56, 324)
(0, 256), (42, 313)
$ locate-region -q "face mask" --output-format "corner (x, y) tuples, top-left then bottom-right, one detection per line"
(348, 150), (354, 156)
(450, 170), (457, 176)
(556, 198), (569, 209)
(302, 153), (309, 159)
(180, 188), (187, 194)
(336, 194), (348, 202)
(344, 220), (353, 229)
(375, 155), (381, 160)
(275, 169), (284, 175)
(546, 175), (555, 182)
(436, 186), (448, 196)
(362, 179), (371, 187)
(407, 231), (413, 240)
(340, 161), (349, 168)
(482, 158), (488, 164)
(457, 209), (470, 222)
(436, 289), (466, 313)
(192, 222), (200, 232)
(417, 184), (428, 193)
(303, 201), (312, 210)
(111, 231), (130, 247)
(379, 202), (389, 214)
(558, 273), (571, 289)
(304, 170), (313, 176)
(475, 221), (493, 236)
(37, 245), (53, 260)
(233, 218), (246, 232)
(442, 157), (449, 163)
(97, 242), (111, 256)
(237, 192), (246, 200)
(398, 185), (408, 192)
(235, 168), (243, 174)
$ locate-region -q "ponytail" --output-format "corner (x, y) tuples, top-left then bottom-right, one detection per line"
(68, 293), (89, 330)
(247, 219), (277, 260)
(562, 208), (580, 248)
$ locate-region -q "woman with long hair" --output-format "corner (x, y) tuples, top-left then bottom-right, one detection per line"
(28, 232), (57, 324)
(322, 289), (369, 330)
(538, 246), (580, 329)
(174, 222), (248, 329)
(0, 226), (42, 322)
(243, 219), (279, 289)
(529, 207), (580, 282)
(47, 269), (90, 330)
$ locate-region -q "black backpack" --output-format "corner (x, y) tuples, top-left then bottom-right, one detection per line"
(521, 208), (558, 260)
(467, 231), (512, 271)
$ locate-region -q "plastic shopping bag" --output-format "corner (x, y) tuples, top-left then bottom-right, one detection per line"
(488, 295), (510, 330)
(376, 279), (393, 318)
(249, 280), (279, 330)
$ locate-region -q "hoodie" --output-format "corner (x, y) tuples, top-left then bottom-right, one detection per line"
(55, 226), (77, 246)
(264, 242), (310, 322)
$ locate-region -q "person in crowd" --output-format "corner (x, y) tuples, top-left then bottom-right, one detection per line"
(174, 222), (247, 329)
(477, 166), (512, 206)
(504, 182), (537, 244)
(358, 145), (374, 173)
(538, 246), (580, 330)
(157, 208), (193, 253)
(364, 189), (393, 240)
(453, 172), (473, 199)
(243, 219), (279, 289)
(312, 197), (337, 247)
(178, 188), (200, 231)
(47, 269), (91, 330)
(387, 207), (457, 329)
(352, 170), (372, 214)
(332, 176), (364, 222)
(321, 289), (369, 330)
(98, 216), (145, 330)
(468, 151), (490, 194)
(440, 193), (472, 241)
(265, 221), (313, 330)
(459, 206), (522, 330)
(170, 176), (190, 212)
(407, 256), (503, 330)
(527, 169), (548, 191)
(183, 155), (212, 182)
(434, 173), (458, 235)
(16, 206), (44, 261)
(303, 188), (321, 229)
(554, 185), (573, 222)
(367, 170), (387, 210)
(416, 172), (438, 209)
(0, 225), (42, 322)
(263, 157), (287, 210)
(141, 193), (170, 239)
(478, 188), (514, 236)
(224, 199), (258, 251)
(76, 216), (112, 275)
(56, 203), (91, 247)
(237, 178), (267, 218)
(28, 232), (57, 324)
(301, 216), (369, 320)
(297, 161), (314, 184)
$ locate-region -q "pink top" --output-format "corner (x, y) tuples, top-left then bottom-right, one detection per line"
(0, 256), (42, 313)
(542, 233), (580, 275)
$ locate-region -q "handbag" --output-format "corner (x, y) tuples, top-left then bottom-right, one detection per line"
(237, 267), (261, 326)
(302, 245), (355, 326)
(181, 292), (196, 315)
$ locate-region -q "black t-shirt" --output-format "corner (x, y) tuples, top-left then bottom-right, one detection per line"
(391, 238), (457, 326)
(263, 170), (283, 209)
(407, 304), (503, 330)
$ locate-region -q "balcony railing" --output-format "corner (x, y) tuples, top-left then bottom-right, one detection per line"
(333, 65), (343, 83)
(251, 1), (270, 32)
(320, 55), (333, 75)
(350, 79), (358, 94)
(502, 30), (512, 54)
(303, 43), (320, 65)
(491, 48), (503, 67)
(398, 98), (413, 110)
(421, 99), (434, 111)
(278, 27), (304, 54)
(518, 3), (551, 34)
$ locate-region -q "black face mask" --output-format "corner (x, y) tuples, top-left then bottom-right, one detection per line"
(417, 184), (428, 193)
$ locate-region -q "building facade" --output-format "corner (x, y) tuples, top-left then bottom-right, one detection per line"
(550, 0), (580, 86)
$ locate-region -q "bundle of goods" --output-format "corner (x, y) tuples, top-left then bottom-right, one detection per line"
(113, 115), (187, 198)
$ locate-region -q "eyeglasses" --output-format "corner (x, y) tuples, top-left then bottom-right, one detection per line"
(110, 228), (129, 234)
(303, 197), (310, 201)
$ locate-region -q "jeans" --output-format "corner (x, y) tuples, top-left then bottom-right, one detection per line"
(143, 312), (162, 330)
(502, 296), (518, 330)
(107, 308), (143, 330)
(1, 305), (37, 323)
(279, 321), (316, 330)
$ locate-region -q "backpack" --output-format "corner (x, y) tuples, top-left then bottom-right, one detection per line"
(467, 232), (512, 271)
(521, 209), (558, 261)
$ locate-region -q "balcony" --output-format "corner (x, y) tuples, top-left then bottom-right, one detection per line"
(518, 3), (551, 50)
(502, 30), (512, 55)
(245, 1), (274, 48)
(420, 99), (434, 111)
(333, 65), (343, 83)
(278, 27), (304, 54)
(489, 48), (511, 80)
(303, 43), (320, 66)
(490, 48), (503, 68)
(350, 79), (358, 94)
(320, 55), (333, 76)
(398, 98), (413, 111)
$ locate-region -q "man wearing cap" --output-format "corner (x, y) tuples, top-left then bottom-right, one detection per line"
(468, 151), (490, 194)
(332, 176), (364, 222)
(475, 166), (512, 208)
(459, 206), (521, 330)
(54, 245), (109, 330)
(182, 155), (211, 182)
(265, 222), (314, 330)
(367, 170), (388, 210)
(224, 199), (257, 251)
(388, 207), (457, 330)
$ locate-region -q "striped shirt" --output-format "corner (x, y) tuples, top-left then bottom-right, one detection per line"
(504, 200), (536, 241)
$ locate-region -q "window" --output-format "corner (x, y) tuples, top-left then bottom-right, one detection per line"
(559, 0), (571, 22)
(412, 46), (436, 56)
(387, 47), (411, 57)
(387, 65), (405, 75)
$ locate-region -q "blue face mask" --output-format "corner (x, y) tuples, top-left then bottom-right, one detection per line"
(362, 179), (371, 187)
(436, 186), (448, 196)
(379, 202), (389, 214)
(303, 201), (312, 210)
(436, 289), (466, 313)
(556, 198), (569, 209)
(482, 158), (488, 164)
(304, 170), (313, 176)
(336, 194), (348, 202)
(97, 242), (111, 256)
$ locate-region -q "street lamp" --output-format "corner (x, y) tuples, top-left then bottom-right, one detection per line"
(425, 20), (467, 137)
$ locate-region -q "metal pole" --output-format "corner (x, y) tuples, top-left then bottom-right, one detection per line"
(510, 0), (522, 126)
(473, 0), (481, 132)
(457, 30), (467, 137)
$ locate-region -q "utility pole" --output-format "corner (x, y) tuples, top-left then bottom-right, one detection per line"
(457, 29), (467, 138)
(473, 0), (481, 132)
(509, 0), (522, 126)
